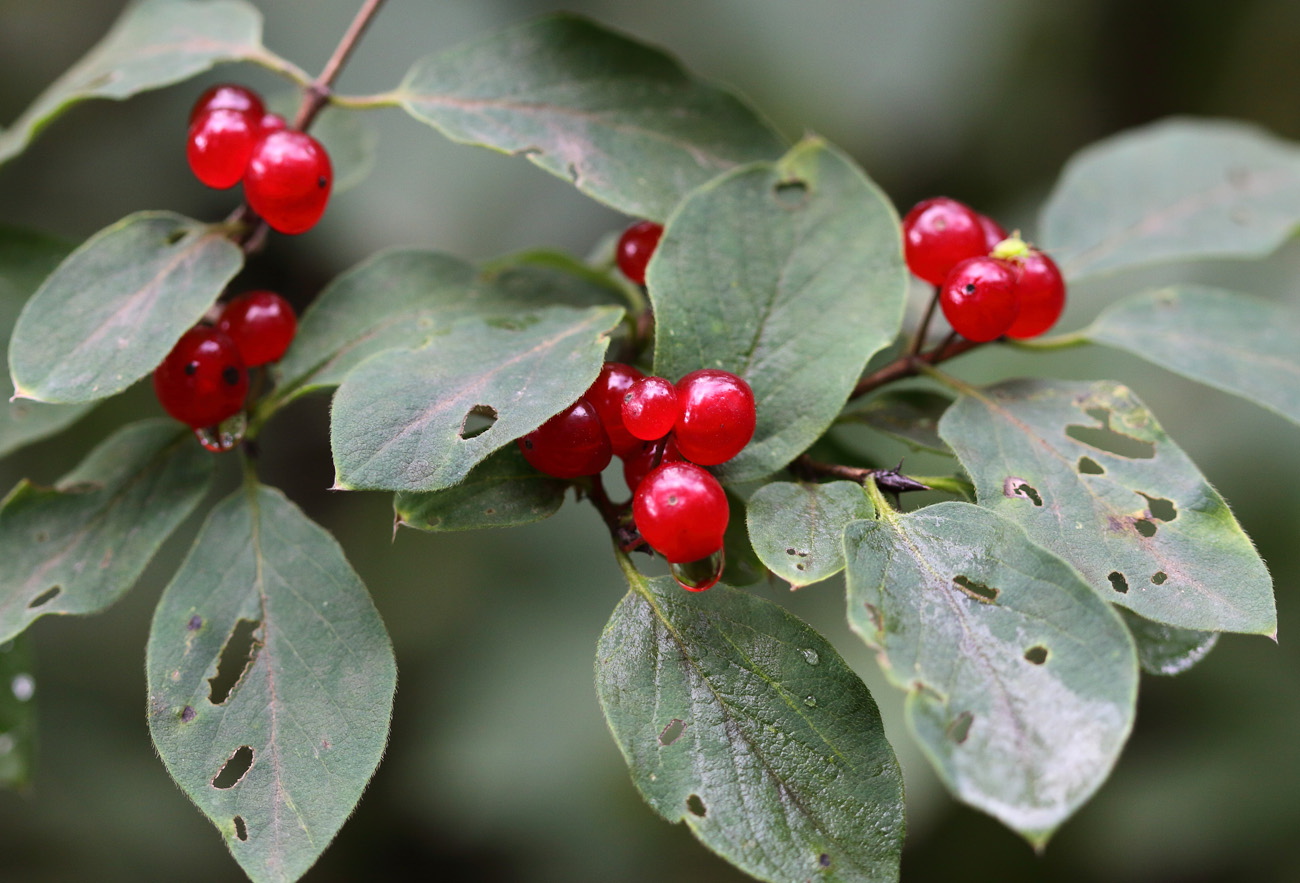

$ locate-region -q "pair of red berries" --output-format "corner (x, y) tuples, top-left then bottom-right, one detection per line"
(153, 290), (297, 432)
(902, 197), (1066, 342)
(187, 84), (333, 235)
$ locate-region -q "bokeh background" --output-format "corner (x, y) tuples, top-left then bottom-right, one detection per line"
(2, 0), (1299, 880)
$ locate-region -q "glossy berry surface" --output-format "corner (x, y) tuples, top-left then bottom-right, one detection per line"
(615, 220), (663, 285)
(187, 108), (259, 189)
(632, 462), (729, 563)
(622, 436), (683, 495)
(244, 130), (333, 234)
(258, 112), (287, 136)
(516, 398), (612, 479)
(153, 327), (249, 429)
(673, 369), (756, 465)
(940, 256), (1020, 342)
(217, 290), (297, 366)
(902, 197), (988, 286)
(584, 362), (645, 455)
(1006, 251), (1067, 339)
(976, 212), (1008, 252)
(622, 376), (679, 441)
(189, 84), (263, 125)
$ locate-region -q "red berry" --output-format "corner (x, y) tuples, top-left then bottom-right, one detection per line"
(940, 256), (1020, 342)
(632, 462), (729, 563)
(189, 84), (263, 125)
(1006, 251), (1066, 339)
(615, 220), (663, 285)
(976, 213), (1008, 252)
(244, 131), (332, 234)
(258, 113), (287, 136)
(217, 290), (297, 366)
(622, 376), (679, 441)
(187, 108), (259, 189)
(584, 362), (645, 455)
(622, 436), (684, 495)
(902, 198), (988, 286)
(673, 369), (756, 466)
(516, 398), (612, 479)
(153, 327), (249, 429)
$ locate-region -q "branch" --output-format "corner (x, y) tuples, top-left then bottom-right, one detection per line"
(850, 336), (983, 400)
(794, 456), (932, 494)
(292, 0), (388, 132)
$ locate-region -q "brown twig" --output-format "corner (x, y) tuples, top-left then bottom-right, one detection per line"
(850, 336), (983, 400)
(794, 456), (931, 494)
(587, 474), (647, 553)
(909, 284), (941, 356)
(292, 0), (388, 132)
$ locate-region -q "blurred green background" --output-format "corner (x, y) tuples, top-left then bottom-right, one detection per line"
(2, 0), (1299, 880)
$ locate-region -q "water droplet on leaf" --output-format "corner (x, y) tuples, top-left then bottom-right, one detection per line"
(804, 695), (817, 707)
(801, 648), (820, 665)
(194, 411), (247, 453)
(671, 550), (724, 592)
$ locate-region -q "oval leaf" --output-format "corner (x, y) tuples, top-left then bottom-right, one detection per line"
(0, 419), (212, 644)
(9, 212), (243, 403)
(394, 445), (567, 532)
(650, 138), (907, 482)
(939, 378), (1275, 634)
(0, 635), (37, 790)
(597, 570), (905, 883)
(838, 389), (954, 455)
(147, 483), (396, 883)
(1085, 286), (1300, 428)
(1039, 118), (1300, 279)
(747, 481), (872, 587)
(330, 306), (623, 492)
(844, 502), (1138, 844)
(1118, 608), (1219, 677)
(397, 13), (786, 220)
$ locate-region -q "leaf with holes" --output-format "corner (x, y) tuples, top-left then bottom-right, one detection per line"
(146, 483), (396, 883)
(0, 420), (211, 644)
(394, 445), (568, 532)
(1039, 118), (1300, 280)
(650, 137), (907, 483)
(1084, 287), (1300, 428)
(331, 306), (622, 492)
(939, 379), (1275, 634)
(0, 0), (272, 166)
(844, 501), (1137, 844)
(1118, 608), (1219, 676)
(597, 567), (905, 883)
(838, 390), (955, 455)
(747, 481), (872, 587)
(0, 635), (37, 790)
(396, 13), (786, 220)
(8, 212), (243, 403)
(0, 227), (90, 457)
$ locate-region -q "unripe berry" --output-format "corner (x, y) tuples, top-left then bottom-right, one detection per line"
(622, 376), (678, 441)
(153, 327), (249, 429)
(217, 290), (297, 367)
(244, 130), (333, 234)
(584, 362), (645, 455)
(632, 462), (729, 563)
(902, 197), (988, 286)
(940, 256), (1020, 342)
(673, 369), (756, 465)
(615, 220), (663, 286)
(516, 398), (612, 479)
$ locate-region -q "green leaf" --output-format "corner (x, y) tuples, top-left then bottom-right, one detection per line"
(1039, 118), (1300, 279)
(650, 138), (907, 482)
(8, 212), (243, 403)
(0, 227), (90, 456)
(597, 569), (904, 883)
(394, 445), (567, 532)
(0, 420), (212, 644)
(747, 481), (872, 588)
(147, 483), (396, 883)
(330, 306), (623, 492)
(1118, 608), (1219, 676)
(396, 13), (786, 220)
(1084, 286), (1300, 428)
(0, 636), (37, 790)
(843, 502), (1138, 844)
(0, 0), (269, 167)
(938, 378), (1275, 635)
(266, 93), (376, 194)
(838, 389), (954, 455)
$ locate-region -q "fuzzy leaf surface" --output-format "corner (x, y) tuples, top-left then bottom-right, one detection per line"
(1118, 608), (1219, 676)
(394, 445), (567, 532)
(1040, 118), (1300, 279)
(0, 0), (268, 166)
(844, 502), (1137, 844)
(330, 306), (622, 491)
(597, 571), (904, 882)
(397, 13), (785, 220)
(0, 636), (37, 790)
(147, 484), (396, 883)
(1085, 286), (1300, 428)
(939, 379), (1275, 634)
(747, 481), (872, 587)
(838, 390), (954, 455)
(0, 420), (211, 644)
(8, 212), (243, 403)
(650, 138), (907, 482)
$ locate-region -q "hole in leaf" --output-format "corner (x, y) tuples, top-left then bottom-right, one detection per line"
(1152, 571), (1168, 585)
(1134, 519), (1157, 538)
(1077, 456), (1105, 475)
(180, 705), (196, 723)
(795, 562), (806, 571)
(187, 615), (202, 631)
(212, 745), (254, 789)
(164, 229), (187, 246)
(27, 586), (61, 609)
(658, 718), (686, 746)
(786, 547), (797, 556)
(819, 853), (832, 868)
(1002, 476), (1042, 506)
(952, 575), (999, 603)
(1109, 571), (1129, 594)
(208, 619), (261, 705)
(459, 404), (498, 440)
(1139, 493), (1178, 522)
(948, 711), (973, 744)
(774, 179), (809, 208)
(1066, 409), (1155, 459)
(1024, 645), (1049, 665)
(233, 816), (248, 841)
(686, 794), (707, 817)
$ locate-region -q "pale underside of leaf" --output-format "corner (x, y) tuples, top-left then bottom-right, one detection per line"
(393, 445), (568, 532)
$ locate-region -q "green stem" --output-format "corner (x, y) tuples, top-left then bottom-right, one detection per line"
(909, 474), (975, 499)
(862, 476), (898, 522)
(909, 285), (941, 356)
(1005, 331), (1090, 351)
(292, 0), (389, 132)
(329, 90), (405, 110)
(245, 48), (313, 87)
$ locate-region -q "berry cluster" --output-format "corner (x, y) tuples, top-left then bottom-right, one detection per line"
(902, 197), (1066, 342)
(187, 84), (333, 234)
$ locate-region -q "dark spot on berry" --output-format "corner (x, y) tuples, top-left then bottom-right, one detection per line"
(222, 367), (240, 386)
(964, 283), (976, 294)
(184, 361), (199, 376)
(523, 438), (533, 450)
(318, 175), (327, 189)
